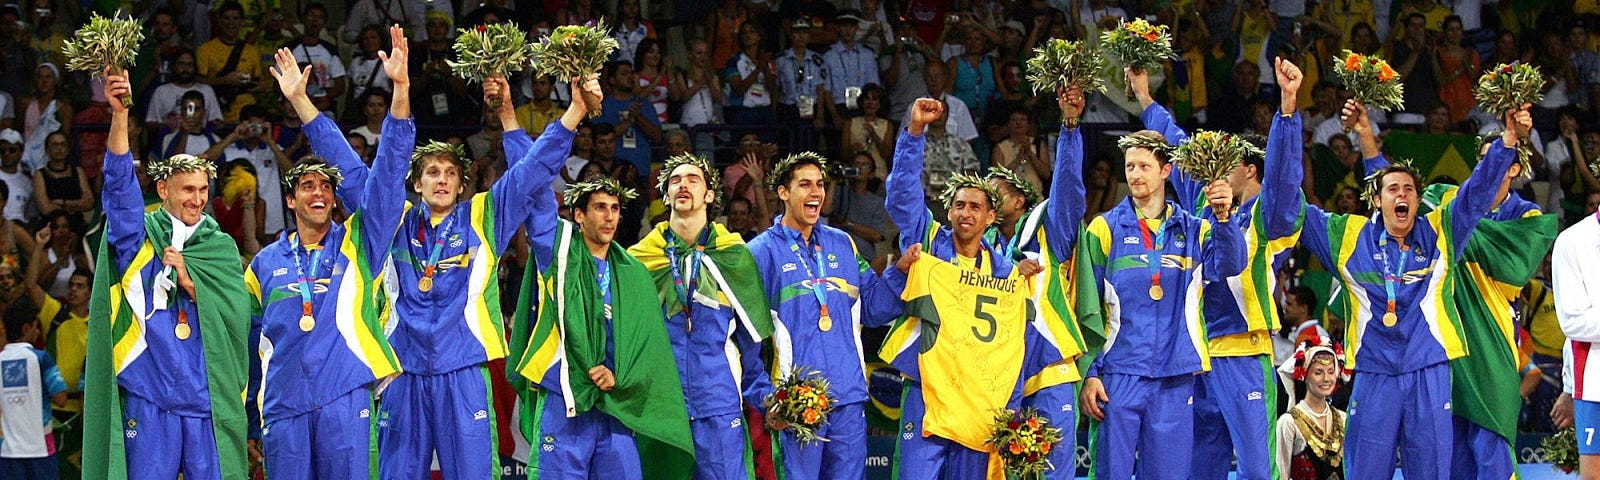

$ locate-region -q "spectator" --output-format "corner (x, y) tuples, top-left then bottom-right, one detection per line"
(611, 0), (656, 63)
(1234, 0), (1275, 85)
(554, 123), (595, 191)
(23, 229), (86, 405)
(342, 0), (453, 43)
(904, 61), (978, 142)
(1078, 0), (1129, 42)
(724, 21), (777, 125)
(1209, 61), (1265, 132)
(345, 25), (392, 124)
(585, 123), (645, 244)
(0, 86), (11, 132)
(20, 64), (70, 171)
(26, 6), (64, 69)
(215, 106), (292, 235)
(197, 2), (265, 122)
(461, 0), (519, 29)
(991, 108), (1050, 194)
(1321, 0), (1376, 49)
(1330, 185), (1365, 214)
(144, 49), (224, 135)
(0, 181), (33, 266)
(841, 83), (894, 177)
(0, 300), (68, 480)
(920, 98), (980, 214)
(1422, 103), (1462, 135)
(210, 161), (263, 252)
(948, 28), (998, 123)
(857, 0), (895, 53)
(132, 9), (186, 98)
(672, 39), (726, 153)
(825, 151), (891, 261)
(724, 132), (776, 208)
(466, 113), (505, 168)
(0, 6), (28, 97)
(283, 3), (347, 114)
(554, 0), (602, 30)
(824, 11), (881, 115)
(1346, 22), (1382, 56)
(1390, 12), (1442, 115)
(881, 21), (934, 122)
(516, 74), (564, 135)
(709, 0), (750, 69)
(348, 88), (390, 147)
(272, 96), (310, 161)
(345, 131), (374, 165)
(1306, 127), (1366, 207)
(634, 39), (671, 125)
(1398, 0), (1451, 31)
(0, 130), (34, 223)
(411, 10), (476, 124)
(1535, 32), (1579, 131)
(1084, 155), (1121, 217)
(1549, 114), (1600, 221)
(1571, 23), (1600, 113)
(1304, 83), (1341, 134)
(776, 19), (828, 124)
(1487, 29), (1526, 68)
(723, 196), (762, 239)
(32, 212), (88, 300)
(664, 129), (692, 157)
(596, 61), (663, 182)
(158, 91), (221, 158)
(30, 131), (92, 219)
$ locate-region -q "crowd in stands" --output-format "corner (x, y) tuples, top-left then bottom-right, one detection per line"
(0, 0), (1597, 475)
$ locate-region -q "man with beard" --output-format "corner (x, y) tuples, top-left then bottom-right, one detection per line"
(145, 49), (224, 134)
(624, 152), (774, 479)
(83, 68), (253, 480)
(746, 151), (901, 479)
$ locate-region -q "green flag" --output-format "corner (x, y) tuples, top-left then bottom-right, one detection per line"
(84, 213), (253, 480)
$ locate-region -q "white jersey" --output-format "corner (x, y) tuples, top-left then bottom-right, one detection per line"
(0, 343), (66, 458)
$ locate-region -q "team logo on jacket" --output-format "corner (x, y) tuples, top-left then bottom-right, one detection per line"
(1246, 391), (1263, 401)
(543, 434), (557, 452)
(782, 263), (797, 273)
(473, 409), (488, 421)
(272, 267), (289, 277)
(1123, 237), (1139, 244)
(730, 418), (742, 429)
(285, 281), (331, 295)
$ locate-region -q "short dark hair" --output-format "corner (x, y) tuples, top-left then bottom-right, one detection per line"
(3, 299), (39, 342)
(604, 60), (633, 79)
(218, 1), (245, 16)
(363, 88), (392, 106)
(590, 123), (617, 138)
(69, 267), (92, 284)
(726, 196), (753, 211)
(240, 104), (270, 122)
(1287, 285), (1317, 310)
(1240, 133), (1267, 177)
(181, 90), (206, 106)
(41, 211), (88, 237)
(301, 2), (327, 17)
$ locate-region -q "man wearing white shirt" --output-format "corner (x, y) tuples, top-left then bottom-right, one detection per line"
(158, 92), (221, 159)
(145, 50), (225, 134)
(0, 130), (33, 223)
(824, 10), (880, 111)
(901, 61), (977, 141)
(341, 0), (452, 43)
(218, 106), (292, 236)
(1553, 198), (1600, 476)
(0, 303), (69, 479)
(283, 3), (346, 113)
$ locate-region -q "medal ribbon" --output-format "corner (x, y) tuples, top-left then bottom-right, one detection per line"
(1136, 211), (1168, 292)
(1378, 236), (1409, 317)
(788, 229), (831, 319)
(596, 257), (612, 320)
(417, 210), (459, 282)
(291, 232), (326, 319)
(664, 227), (711, 317)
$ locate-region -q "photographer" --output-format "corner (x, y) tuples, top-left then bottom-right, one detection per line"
(157, 91), (221, 158)
(823, 151), (890, 264)
(202, 105), (293, 236)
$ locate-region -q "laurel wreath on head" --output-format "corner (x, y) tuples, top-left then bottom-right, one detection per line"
(281, 161), (345, 191)
(146, 154), (217, 181)
(408, 140), (472, 184)
(768, 151), (831, 193)
(564, 177), (638, 209)
(940, 172), (1004, 222)
(986, 165), (1041, 209)
(657, 152), (723, 206)
(1361, 156), (1423, 205)
(1117, 133), (1174, 157)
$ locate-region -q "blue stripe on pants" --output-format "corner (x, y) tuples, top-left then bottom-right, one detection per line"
(1345, 362), (1453, 480)
(1191, 355), (1273, 480)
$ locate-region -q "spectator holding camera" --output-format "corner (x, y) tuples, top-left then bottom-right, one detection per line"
(158, 92), (221, 158)
(209, 105), (292, 236)
(145, 49), (224, 135)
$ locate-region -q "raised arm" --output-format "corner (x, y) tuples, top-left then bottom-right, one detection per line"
(381, 25), (411, 121)
(355, 109), (417, 270)
(885, 98), (941, 250)
(101, 69), (148, 271)
(1263, 58), (1307, 240)
(1132, 68), (1202, 212)
(274, 47), (371, 205)
(1442, 108), (1526, 258)
(498, 76), (597, 257)
(1043, 87), (1088, 260)
(1200, 182), (1246, 282)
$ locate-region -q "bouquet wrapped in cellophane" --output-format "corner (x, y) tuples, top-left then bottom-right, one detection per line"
(986, 407), (1065, 479)
(1333, 50), (1404, 111)
(1474, 61), (1545, 116)
(528, 20), (619, 118)
(1172, 130), (1263, 182)
(62, 11), (145, 107)
(1026, 38), (1107, 120)
(1099, 18), (1174, 74)
(762, 366), (837, 445)
(448, 22), (534, 110)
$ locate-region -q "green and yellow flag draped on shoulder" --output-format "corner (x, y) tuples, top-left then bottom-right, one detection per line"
(83, 213), (253, 480)
(511, 220), (695, 478)
(628, 222), (775, 341)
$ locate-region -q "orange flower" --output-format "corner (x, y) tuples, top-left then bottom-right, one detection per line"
(1026, 418), (1041, 430)
(798, 386), (813, 395)
(1378, 63), (1397, 82)
(817, 397), (830, 409)
(1143, 32), (1160, 42)
(803, 408), (821, 424)
(563, 33), (577, 44)
(1009, 442), (1025, 454)
(1041, 441), (1053, 454)
(1344, 55), (1363, 72)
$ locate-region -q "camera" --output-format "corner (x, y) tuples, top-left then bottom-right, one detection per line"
(248, 122), (266, 137)
(947, 14), (959, 22)
(839, 166), (860, 177)
(182, 103), (199, 119)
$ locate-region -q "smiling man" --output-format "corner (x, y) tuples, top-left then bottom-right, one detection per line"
(84, 69), (253, 480)
(746, 152), (901, 479)
(625, 152), (774, 479)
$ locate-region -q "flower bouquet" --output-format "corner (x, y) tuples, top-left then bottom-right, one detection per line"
(1099, 18), (1175, 74)
(62, 11), (145, 107)
(762, 366), (838, 445)
(1542, 426), (1578, 474)
(1474, 61), (1545, 116)
(1026, 38), (1107, 120)
(1172, 131), (1264, 183)
(1332, 50), (1404, 112)
(986, 407), (1065, 479)
(528, 21), (619, 118)
(448, 22), (534, 111)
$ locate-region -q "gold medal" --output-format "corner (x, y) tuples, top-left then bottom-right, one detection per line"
(819, 315), (833, 332)
(1149, 285), (1164, 301)
(418, 276), (434, 292)
(1382, 311), (1398, 327)
(299, 315), (316, 332)
(175, 323), (192, 340)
